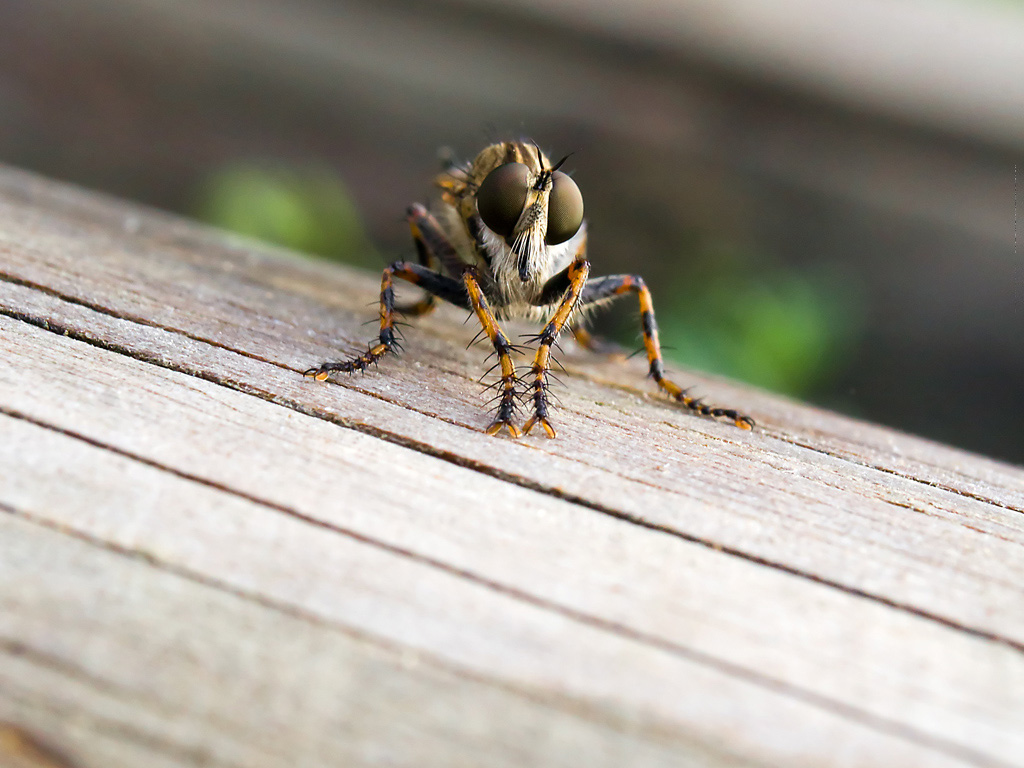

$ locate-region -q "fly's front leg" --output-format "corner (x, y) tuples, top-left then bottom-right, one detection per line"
(579, 274), (754, 429)
(463, 269), (521, 438)
(523, 259), (591, 437)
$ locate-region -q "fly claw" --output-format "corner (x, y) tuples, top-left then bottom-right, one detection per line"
(305, 139), (754, 436)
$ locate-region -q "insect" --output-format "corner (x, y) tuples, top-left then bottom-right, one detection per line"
(305, 140), (753, 437)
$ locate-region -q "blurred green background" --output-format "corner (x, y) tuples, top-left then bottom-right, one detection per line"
(194, 164), (380, 270)
(1, 0), (1021, 461)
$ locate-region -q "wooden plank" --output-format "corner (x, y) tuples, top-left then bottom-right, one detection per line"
(0, 256), (1021, 759)
(0, 383), (995, 768)
(1, 168), (1023, 765)
(0, 515), (733, 768)
(3, 166), (1021, 509)
(3, 320), (1014, 766)
(0, 169), (1021, 644)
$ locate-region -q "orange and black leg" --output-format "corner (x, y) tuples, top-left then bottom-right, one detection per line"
(463, 269), (521, 437)
(303, 260), (468, 378)
(578, 274), (754, 429)
(522, 258), (591, 437)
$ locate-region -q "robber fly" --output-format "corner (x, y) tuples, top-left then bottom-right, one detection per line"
(304, 140), (753, 437)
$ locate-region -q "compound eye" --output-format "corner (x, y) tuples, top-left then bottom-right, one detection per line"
(477, 162), (530, 237)
(545, 171), (584, 245)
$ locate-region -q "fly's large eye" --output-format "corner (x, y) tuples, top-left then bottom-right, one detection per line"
(477, 162), (530, 237)
(545, 171), (583, 245)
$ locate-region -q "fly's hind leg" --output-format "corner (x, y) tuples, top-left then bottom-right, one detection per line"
(569, 322), (626, 356)
(392, 204), (464, 317)
(391, 243), (438, 318)
(579, 274), (754, 429)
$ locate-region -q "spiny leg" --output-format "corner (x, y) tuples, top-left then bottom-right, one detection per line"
(303, 261), (468, 378)
(523, 259), (591, 437)
(462, 269), (521, 438)
(579, 274), (754, 429)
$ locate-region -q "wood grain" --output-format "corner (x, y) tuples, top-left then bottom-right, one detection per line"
(1, 513), (732, 768)
(1, 166), (1023, 767)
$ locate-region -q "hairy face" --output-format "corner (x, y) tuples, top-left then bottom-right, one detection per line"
(468, 141), (584, 286)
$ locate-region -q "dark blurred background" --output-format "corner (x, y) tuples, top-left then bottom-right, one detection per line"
(1, 0), (1021, 462)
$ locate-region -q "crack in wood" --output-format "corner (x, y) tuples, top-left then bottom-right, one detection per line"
(0, 501), (764, 759)
(1, 268), (1020, 519)
(2, 301), (1022, 660)
(1, 173), (1022, 764)
(0, 499), (1005, 767)
(781, 435), (1024, 516)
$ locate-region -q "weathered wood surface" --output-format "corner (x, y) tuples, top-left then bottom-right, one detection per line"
(0, 165), (1022, 768)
